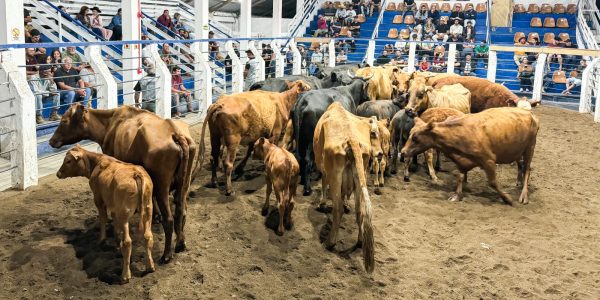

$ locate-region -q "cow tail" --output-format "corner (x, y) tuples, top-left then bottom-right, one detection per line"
(198, 112), (210, 175)
(134, 172), (145, 233)
(347, 139), (374, 273)
(174, 133), (191, 207)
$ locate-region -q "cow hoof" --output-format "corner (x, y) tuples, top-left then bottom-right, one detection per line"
(152, 213), (162, 224)
(435, 166), (443, 172)
(303, 189), (312, 196)
(403, 176), (410, 182)
(276, 230), (284, 236)
(325, 244), (336, 252)
(120, 278), (130, 285)
(448, 194), (463, 202)
(175, 241), (187, 253)
(343, 205), (351, 214)
(316, 204), (332, 213)
(285, 221), (293, 230)
(188, 190), (198, 198)
(390, 169), (397, 175)
(374, 188), (382, 195)
(261, 207), (269, 216)
(204, 182), (217, 189)
(409, 165), (419, 172)
(224, 190), (235, 197)
(146, 266), (156, 274)
(158, 255), (173, 265)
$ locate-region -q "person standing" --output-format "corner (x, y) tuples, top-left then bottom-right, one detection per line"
(134, 63), (158, 112)
(244, 50), (260, 91)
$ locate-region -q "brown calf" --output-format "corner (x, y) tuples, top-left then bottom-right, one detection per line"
(253, 138), (300, 236)
(56, 145), (154, 283)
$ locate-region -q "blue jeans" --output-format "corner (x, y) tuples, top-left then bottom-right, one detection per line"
(60, 88), (91, 107)
(35, 94), (60, 114)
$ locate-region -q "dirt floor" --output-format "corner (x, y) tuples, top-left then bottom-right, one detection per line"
(1, 106), (600, 300)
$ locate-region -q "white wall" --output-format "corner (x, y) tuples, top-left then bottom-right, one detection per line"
(211, 15), (293, 37)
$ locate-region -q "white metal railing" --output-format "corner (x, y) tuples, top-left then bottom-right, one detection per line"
(578, 0), (600, 50)
(580, 0), (600, 43)
(580, 57), (600, 115)
(287, 0), (325, 38)
(371, 0), (388, 39)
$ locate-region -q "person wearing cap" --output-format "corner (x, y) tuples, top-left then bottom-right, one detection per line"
(171, 66), (194, 118)
(134, 63), (158, 112)
(90, 7), (112, 40)
(54, 57), (92, 108)
(107, 8), (122, 41)
(31, 65), (60, 124)
(244, 50), (261, 90)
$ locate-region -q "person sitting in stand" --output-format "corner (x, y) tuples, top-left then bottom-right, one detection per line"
(61, 46), (85, 71)
(434, 18), (449, 42)
(161, 43), (174, 66)
(322, 2), (337, 20)
(449, 4), (465, 25)
(314, 15), (329, 37)
(420, 36), (434, 58)
(336, 49), (348, 64)
(464, 4), (477, 26)
(345, 7), (357, 25)
(76, 6), (92, 29)
(517, 57), (534, 92)
(331, 18), (343, 35)
(349, 16), (361, 36)
(423, 18), (436, 38)
(514, 36), (528, 66)
(449, 19), (464, 37)
(432, 52), (446, 72)
(428, 6), (440, 24)
(170, 66), (193, 118)
(460, 54), (474, 76)
(376, 49), (392, 65)
(370, 0), (382, 17)
(419, 56), (430, 71)
(546, 38), (563, 71)
(134, 63), (158, 112)
(157, 10), (175, 31)
(107, 8), (122, 40)
(79, 62), (97, 107)
(562, 69), (582, 95)
(461, 37), (475, 58)
(54, 57), (91, 107)
(474, 40), (489, 67)
(309, 47), (324, 75)
(402, 0), (416, 18)
(355, 0), (369, 16)
(90, 7), (112, 40)
(31, 65), (61, 124)
(415, 5), (429, 24)
(335, 5), (348, 23)
(527, 37), (541, 63)
(463, 21), (476, 40)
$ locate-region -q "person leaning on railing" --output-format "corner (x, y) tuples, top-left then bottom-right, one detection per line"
(54, 57), (91, 108)
(31, 65), (60, 124)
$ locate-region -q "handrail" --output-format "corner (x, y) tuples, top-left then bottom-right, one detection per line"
(141, 11), (186, 40)
(486, 0), (492, 43)
(284, 0), (324, 48)
(578, 0), (600, 50)
(39, 0), (108, 42)
(371, 0), (388, 39)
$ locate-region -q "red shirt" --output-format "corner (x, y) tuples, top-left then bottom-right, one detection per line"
(317, 18), (328, 30)
(172, 74), (183, 90)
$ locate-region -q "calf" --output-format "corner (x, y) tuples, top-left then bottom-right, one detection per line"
(401, 107), (539, 205)
(389, 109), (416, 175)
(56, 145), (154, 283)
(355, 94), (407, 121)
(252, 138), (300, 236)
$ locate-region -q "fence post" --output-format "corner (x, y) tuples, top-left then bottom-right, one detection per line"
(579, 57), (599, 113)
(150, 44), (172, 119)
(192, 42), (213, 116)
(532, 53), (548, 102)
(366, 40), (375, 66)
(271, 41), (285, 78)
(226, 41), (244, 93)
(328, 39), (336, 67)
(407, 42), (417, 72)
(486, 50), (497, 83)
(85, 46), (118, 109)
(447, 43), (457, 74)
(290, 40), (302, 75)
(0, 51), (38, 190)
(249, 41), (266, 81)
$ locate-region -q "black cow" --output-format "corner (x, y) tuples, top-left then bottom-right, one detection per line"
(289, 76), (372, 196)
(355, 95), (407, 121)
(249, 73), (344, 92)
(389, 109), (420, 178)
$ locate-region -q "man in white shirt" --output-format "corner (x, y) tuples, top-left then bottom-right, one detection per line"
(449, 19), (464, 37)
(244, 50), (260, 91)
(309, 48), (324, 75)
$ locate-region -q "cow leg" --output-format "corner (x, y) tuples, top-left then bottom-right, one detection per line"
(285, 176), (297, 230)
(156, 186), (174, 264)
(448, 172), (466, 202)
(262, 178), (272, 216)
(208, 135), (222, 188)
(483, 163), (513, 206)
(426, 149), (439, 183)
(434, 150), (442, 171)
(409, 154), (419, 172)
(152, 197), (161, 224)
(303, 147), (314, 196)
(324, 166), (343, 251)
(317, 172), (330, 213)
(224, 137), (241, 196)
(373, 157), (381, 195)
(516, 157), (524, 187)
(276, 188), (285, 236)
(143, 201), (156, 274)
(379, 157), (386, 187)
(174, 191), (187, 253)
(118, 217), (132, 284)
(519, 144), (536, 204)
(403, 156), (412, 182)
(234, 142), (254, 179)
(390, 140), (399, 175)
(97, 201), (107, 243)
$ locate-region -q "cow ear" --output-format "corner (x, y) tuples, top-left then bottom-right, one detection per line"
(70, 149), (82, 161)
(392, 68), (399, 73)
(330, 72), (338, 82)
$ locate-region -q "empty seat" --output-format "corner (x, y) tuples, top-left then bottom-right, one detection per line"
(528, 4), (540, 13)
(393, 15), (403, 24)
(404, 15), (415, 25)
(553, 70), (567, 83)
(388, 28), (398, 39)
(567, 4), (577, 14)
(386, 2), (396, 11)
(400, 28), (410, 39)
(527, 32), (540, 43)
(357, 14), (366, 22)
(541, 4), (552, 13)
(476, 3), (487, 12)
(514, 4), (526, 13)
(557, 18), (569, 28)
(543, 32), (555, 44)
(559, 33), (571, 41)
(396, 3), (406, 12)
(544, 17), (556, 27)
(514, 32), (526, 43)
(441, 3), (451, 12)
(530, 17), (542, 27)
(553, 4), (566, 14)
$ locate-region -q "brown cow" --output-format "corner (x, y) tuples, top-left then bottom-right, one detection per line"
(402, 108), (465, 183)
(56, 145), (154, 283)
(433, 76), (540, 113)
(252, 137), (300, 236)
(401, 107), (539, 205)
(355, 66), (409, 100)
(199, 80), (310, 196)
(49, 104), (196, 264)
(313, 102), (375, 273)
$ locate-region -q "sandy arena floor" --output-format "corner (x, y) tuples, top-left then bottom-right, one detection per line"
(0, 106), (599, 299)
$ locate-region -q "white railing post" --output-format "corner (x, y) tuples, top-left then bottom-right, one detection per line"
(328, 39), (336, 67)
(150, 44), (172, 119)
(579, 58), (600, 113)
(271, 41), (285, 78)
(192, 42), (213, 115)
(486, 50), (497, 83)
(249, 41), (266, 81)
(0, 51), (38, 190)
(85, 45), (118, 109)
(532, 53), (548, 102)
(366, 40), (376, 66)
(290, 40), (302, 75)
(226, 41), (244, 93)
(447, 43), (457, 74)
(407, 42), (417, 72)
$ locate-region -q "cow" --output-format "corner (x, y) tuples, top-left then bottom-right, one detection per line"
(432, 76), (540, 113)
(252, 137), (300, 236)
(56, 145), (154, 283)
(249, 71), (347, 92)
(405, 83), (472, 116)
(313, 102), (375, 273)
(402, 108), (465, 183)
(355, 94), (407, 121)
(389, 109), (415, 176)
(368, 118), (390, 193)
(48, 104), (196, 265)
(199, 80), (311, 196)
(281, 75), (372, 196)
(401, 107), (539, 205)
(410, 71), (458, 86)
(356, 66), (410, 100)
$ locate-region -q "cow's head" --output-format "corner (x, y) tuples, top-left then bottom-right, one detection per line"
(252, 137), (272, 160)
(390, 68), (410, 94)
(391, 87), (408, 109)
(49, 104), (90, 148)
(367, 116), (384, 161)
(347, 70), (373, 103)
(401, 117), (436, 158)
(405, 82), (432, 117)
(288, 80), (312, 94)
(56, 144), (88, 179)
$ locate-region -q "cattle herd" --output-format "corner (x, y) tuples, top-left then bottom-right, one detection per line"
(47, 64), (541, 283)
